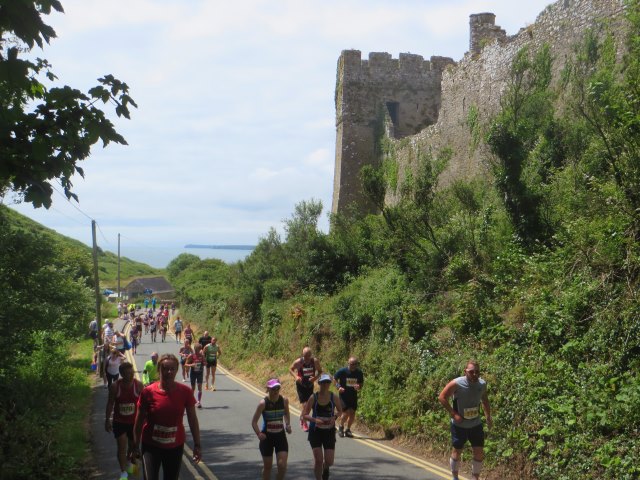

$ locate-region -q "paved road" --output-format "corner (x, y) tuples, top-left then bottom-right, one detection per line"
(91, 315), (467, 480)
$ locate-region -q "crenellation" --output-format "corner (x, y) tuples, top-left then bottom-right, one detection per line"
(332, 0), (628, 216)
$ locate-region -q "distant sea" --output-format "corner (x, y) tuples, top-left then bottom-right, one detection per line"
(117, 245), (255, 269)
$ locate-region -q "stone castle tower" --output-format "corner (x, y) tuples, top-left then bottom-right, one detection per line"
(331, 11), (511, 215)
(331, 0), (627, 216)
(331, 50), (455, 214)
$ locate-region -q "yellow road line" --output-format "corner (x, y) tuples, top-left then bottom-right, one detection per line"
(217, 365), (466, 480)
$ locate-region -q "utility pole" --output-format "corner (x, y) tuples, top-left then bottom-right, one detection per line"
(117, 233), (121, 301)
(91, 220), (102, 326)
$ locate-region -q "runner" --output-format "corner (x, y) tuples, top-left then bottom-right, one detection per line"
(203, 337), (222, 391)
(105, 347), (126, 389)
(89, 317), (99, 348)
(289, 347), (322, 431)
(173, 316), (183, 344)
(438, 359), (492, 480)
(184, 323), (194, 344)
(142, 352), (159, 386)
(129, 323), (139, 355)
(144, 297), (149, 310)
(135, 316), (143, 342)
(302, 373), (343, 480)
(178, 339), (194, 382)
(198, 330), (212, 348)
(103, 320), (115, 344)
(117, 302), (123, 319)
(334, 356), (364, 438)
(113, 331), (128, 355)
(143, 314), (149, 335)
(159, 316), (167, 343)
(251, 378), (293, 480)
(151, 297), (156, 311)
(149, 316), (157, 343)
(185, 344), (205, 408)
(133, 353), (201, 480)
(105, 362), (143, 480)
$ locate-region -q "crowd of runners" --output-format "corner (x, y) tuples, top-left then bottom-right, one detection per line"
(96, 302), (491, 480)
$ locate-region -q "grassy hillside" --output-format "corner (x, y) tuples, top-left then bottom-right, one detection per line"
(3, 206), (160, 284)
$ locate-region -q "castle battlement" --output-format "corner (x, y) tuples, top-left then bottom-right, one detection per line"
(340, 50), (454, 80)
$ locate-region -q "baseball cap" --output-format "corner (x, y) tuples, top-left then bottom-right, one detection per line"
(266, 378), (281, 389)
(318, 373), (332, 383)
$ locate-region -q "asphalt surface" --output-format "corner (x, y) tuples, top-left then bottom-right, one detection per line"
(89, 315), (468, 480)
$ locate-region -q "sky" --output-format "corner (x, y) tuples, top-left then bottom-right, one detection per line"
(7, 0), (553, 264)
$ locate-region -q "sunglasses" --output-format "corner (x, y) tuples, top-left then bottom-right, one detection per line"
(270, 386), (281, 391)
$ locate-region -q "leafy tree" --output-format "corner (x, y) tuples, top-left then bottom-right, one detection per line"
(487, 45), (558, 247)
(564, 5), (640, 239)
(0, 0), (136, 208)
(166, 253), (201, 281)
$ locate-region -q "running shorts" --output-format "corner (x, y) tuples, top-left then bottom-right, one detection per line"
(259, 431), (288, 457)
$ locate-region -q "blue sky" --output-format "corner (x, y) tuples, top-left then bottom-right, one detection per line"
(8, 0), (552, 258)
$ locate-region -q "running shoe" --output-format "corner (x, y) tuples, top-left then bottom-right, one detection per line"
(344, 429), (353, 438)
(212, 386), (216, 391)
(204, 385), (209, 391)
(338, 426), (344, 438)
(118, 472), (128, 480)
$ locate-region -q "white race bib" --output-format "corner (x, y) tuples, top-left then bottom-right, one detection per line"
(266, 421), (284, 433)
(118, 402), (135, 417)
(463, 407), (479, 420)
(151, 424), (177, 444)
(315, 416), (333, 429)
(346, 377), (358, 387)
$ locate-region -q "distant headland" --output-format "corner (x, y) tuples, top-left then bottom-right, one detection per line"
(184, 244), (255, 250)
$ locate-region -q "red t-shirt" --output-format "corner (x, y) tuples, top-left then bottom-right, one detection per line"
(138, 382), (196, 448)
(188, 353), (204, 372)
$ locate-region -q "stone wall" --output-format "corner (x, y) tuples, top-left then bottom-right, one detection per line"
(331, 0), (627, 214)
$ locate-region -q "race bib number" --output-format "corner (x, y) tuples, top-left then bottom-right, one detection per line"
(346, 377), (358, 387)
(119, 402), (135, 417)
(266, 421), (284, 433)
(316, 416), (333, 429)
(192, 362), (202, 372)
(463, 407), (479, 420)
(303, 366), (314, 377)
(152, 424), (177, 444)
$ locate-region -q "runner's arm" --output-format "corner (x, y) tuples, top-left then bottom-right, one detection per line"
(301, 394), (314, 423)
(133, 402), (147, 453)
(104, 384), (116, 432)
(438, 380), (462, 423)
(186, 404), (202, 462)
(251, 401), (266, 439)
(283, 397), (292, 433)
(289, 359), (300, 381)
